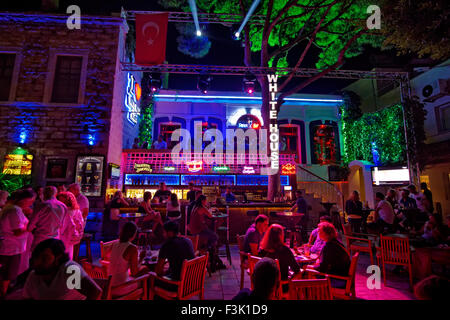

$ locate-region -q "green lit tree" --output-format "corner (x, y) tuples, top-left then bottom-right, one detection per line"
(161, 0), (382, 199)
(138, 76), (154, 147)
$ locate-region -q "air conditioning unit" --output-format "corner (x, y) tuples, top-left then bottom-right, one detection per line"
(421, 79), (450, 102)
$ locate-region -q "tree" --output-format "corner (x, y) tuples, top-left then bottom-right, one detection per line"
(380, 0), (450, 60)
(161, 0), (382, 199)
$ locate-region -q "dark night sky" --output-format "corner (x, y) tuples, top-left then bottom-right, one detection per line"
(3, 0), (413, 94)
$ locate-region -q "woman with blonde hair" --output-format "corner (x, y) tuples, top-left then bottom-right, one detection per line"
(57, 192), (85, 259)
(259, 224), (300, 285)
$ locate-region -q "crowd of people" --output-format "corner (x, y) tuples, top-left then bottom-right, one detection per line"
(0, 184), (89, 298)
(345, 184), (450, 247)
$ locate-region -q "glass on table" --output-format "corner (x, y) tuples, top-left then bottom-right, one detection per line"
(304, 244), (311, 257)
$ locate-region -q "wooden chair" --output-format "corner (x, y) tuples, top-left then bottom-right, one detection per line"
(248, 255), (287, 300)
(99, 239), (118, 270)
(73, 233), (93, 262)
(378, 234), (413, 289)
(305, 252), (360, 300)
(149, 254), (208, 300)
(288, 278), (333, 300)
(82, 261), (149, 300)
(236, 235), (249, 290)
(342, 222), (376, 265)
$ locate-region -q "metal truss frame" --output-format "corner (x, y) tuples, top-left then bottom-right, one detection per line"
(124, 10), (266, 26)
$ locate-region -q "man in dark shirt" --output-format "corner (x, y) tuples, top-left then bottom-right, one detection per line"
(186, 182), (196, 203)
(421, 182), (433, 212)
(243, 215), (269, 255)
(156, 221), (195, 281)
(187, 190), (202, 226)
(233, 257), (280, 301)
(291, 190), (309, 243)
(153, 182), (172, 203)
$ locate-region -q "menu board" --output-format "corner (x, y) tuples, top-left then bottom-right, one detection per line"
(75, 156), (104, 197)
(3, 154), (33, 175)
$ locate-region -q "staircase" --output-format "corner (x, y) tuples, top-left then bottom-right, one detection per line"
(296, 165), (345, 230)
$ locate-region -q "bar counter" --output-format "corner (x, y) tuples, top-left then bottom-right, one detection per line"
(119, 202), (292, 242)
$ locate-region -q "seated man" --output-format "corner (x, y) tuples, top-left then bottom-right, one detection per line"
(223, 187), (236, 203)
(308, 215), (332, 254)
(368, 192), (394, 234)
(243, 215), (269, 255)
(232, 257), (280, 301)
(153, 221), (195, 293)
(22, 239), (102, 300)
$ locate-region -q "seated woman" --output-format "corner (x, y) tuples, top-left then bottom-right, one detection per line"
(411, 214), (445, 247)
(308, 215), (332, 254)
(311, 222), (350, 288)
(108, 222), (149, 296)
(138, 191), (162, 230)
(101, 191), (129, 242)
(258, 224), (300, 291)
(166, 193), (181, 221)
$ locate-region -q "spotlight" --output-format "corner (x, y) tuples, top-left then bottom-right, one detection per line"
(243, 73), (256, 94)
(196, 30), (202, 37)
(148, 73), (161, 94)
(197, 74), (212, 94)
(234, 32), (240, 38)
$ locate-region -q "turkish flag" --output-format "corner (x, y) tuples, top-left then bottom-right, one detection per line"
(135, 13), (169, 65)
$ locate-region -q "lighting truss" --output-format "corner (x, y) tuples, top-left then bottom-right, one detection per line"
(121, 63), (409, 81)
(124, 11), (266, 26)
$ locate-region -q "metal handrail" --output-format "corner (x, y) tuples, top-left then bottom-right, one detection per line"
(297, 164), (345, 212)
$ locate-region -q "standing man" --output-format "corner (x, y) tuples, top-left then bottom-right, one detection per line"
(28, 186), (67, 251)
(186, 182), (196, 203)
(154, 182), (172, 203)
(408, 184), (425, 212)
(421, 182), (433, 213)
(68, 183), (89, 220)
(223, 187), (236, 203)
(369, 192), (395, 233)
(291, 190), (309, 243)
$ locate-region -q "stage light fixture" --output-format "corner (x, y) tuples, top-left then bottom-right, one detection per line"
(197, 74), (212, 94)
(243, 73), (256, 94)
(149, 73), (162, 93)
(196, 30), (202, 37)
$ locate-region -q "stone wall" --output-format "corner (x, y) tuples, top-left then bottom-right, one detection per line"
(0, 13), (124, 208)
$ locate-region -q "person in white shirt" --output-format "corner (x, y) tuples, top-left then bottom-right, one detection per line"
(108, 222), (149, 296)
(68, 183), (89, 220)
(369, 192), (395, 233)
(56, 192), (85, 260)
(0, 189), (35, 297)
(407, 184), (425, 212)
(28, 186), (67, 252)
(23, 238), (101, 300)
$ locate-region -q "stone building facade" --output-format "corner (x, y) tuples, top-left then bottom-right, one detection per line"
(0, 12), (141, 208)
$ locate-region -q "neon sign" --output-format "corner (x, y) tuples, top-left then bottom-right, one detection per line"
(281, 163), (296, 175)
(186, 160), (203, 173)
(163, 166), (176, 172)
(134, 163), (152, 173)
(125, 73), (141, 125)
(212, 165), (230, 173)
(268, 74), (279, 172)
(3, 154), (33, 175)
(242, 166), (256, 174)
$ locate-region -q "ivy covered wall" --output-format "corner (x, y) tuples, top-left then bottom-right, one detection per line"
(341, 104), (406, 165)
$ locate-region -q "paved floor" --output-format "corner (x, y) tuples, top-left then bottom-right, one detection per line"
(83, 239), (416, 300)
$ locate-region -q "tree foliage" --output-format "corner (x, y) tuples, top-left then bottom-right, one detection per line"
(380, 0), (450, 60)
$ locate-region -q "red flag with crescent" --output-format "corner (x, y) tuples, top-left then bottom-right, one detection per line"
(135, 13), (169, 65)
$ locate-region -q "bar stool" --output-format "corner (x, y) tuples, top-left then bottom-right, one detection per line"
(217, 206), (232, 266)
(74, 233), (93, 263)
